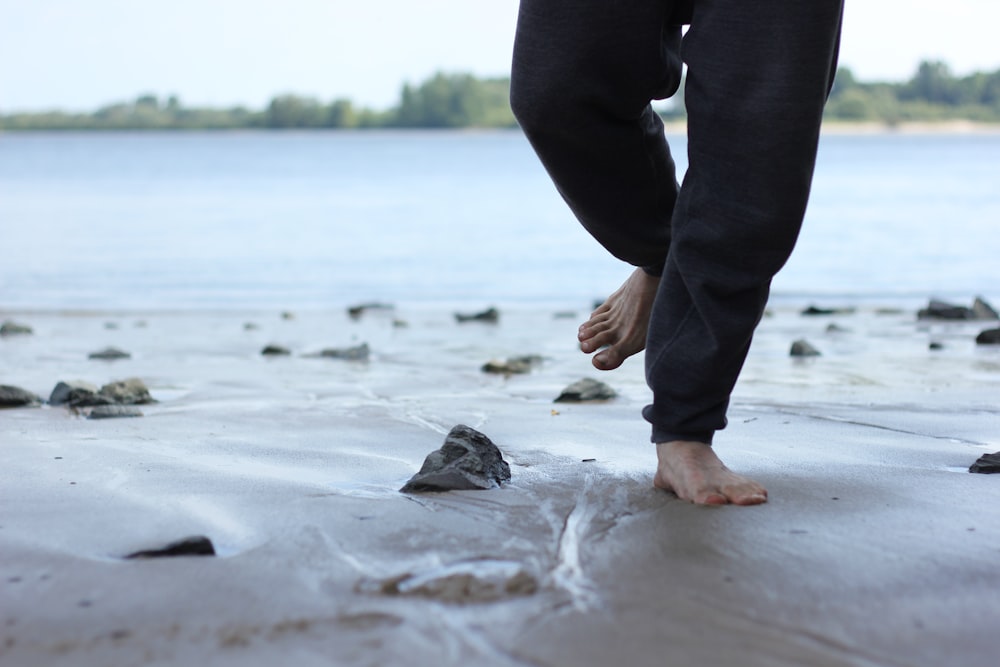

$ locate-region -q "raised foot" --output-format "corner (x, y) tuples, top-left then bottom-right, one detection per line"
(653, 440), (768, 506)
(578, 268), (660, 371)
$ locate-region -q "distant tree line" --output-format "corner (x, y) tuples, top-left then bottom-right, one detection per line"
(824, 61), (1000, 123)
(2, 62), (999, 131)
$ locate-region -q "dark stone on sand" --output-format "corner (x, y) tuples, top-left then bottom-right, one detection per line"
(802, 305), (855, 316)
(969, 452), (1000, 474)
(790, 339), (821, 357)
(261, 344), (291, 356)
(929, 341), (945, 350)
(124, 535), (216, 559)
(99, 378), (155, 405)
(554, 378), (617, 403)
(0, 320), (33, 336)
(0, 385), (41, 408)
(916, 298), (997, 321)
(49, 380), (100, 405)
(400, 425), (511, 493)
(281, 311), (295, 320)
(347, 302), (394, 319)
(316, 343), (370, 361)
(482, 355), (542, 375)
(88, 405), (144, 419)
(976, 328), (1000, 345)
(825, 323), (850, 333)
(454, 307), (499, 324)
(243, 322), (260, 331)
(89, 347), (131, 360)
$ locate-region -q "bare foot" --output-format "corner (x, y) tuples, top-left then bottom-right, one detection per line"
(653, 441), (768, 506)
(578, 268), (660, 370)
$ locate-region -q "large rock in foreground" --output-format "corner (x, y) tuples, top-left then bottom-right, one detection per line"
(400, 425), (511, 493)
(969, 452), (1000, 474)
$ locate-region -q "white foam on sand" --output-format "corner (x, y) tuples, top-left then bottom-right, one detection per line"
(1, 300), (999, 666)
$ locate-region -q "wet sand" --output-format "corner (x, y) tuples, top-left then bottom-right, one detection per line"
(2, 301), (999, 666)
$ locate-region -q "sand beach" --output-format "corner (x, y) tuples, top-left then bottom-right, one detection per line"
(2, 299), (999, 666)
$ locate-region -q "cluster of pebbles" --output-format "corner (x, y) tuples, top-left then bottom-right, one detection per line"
(0, 377), (154, 419)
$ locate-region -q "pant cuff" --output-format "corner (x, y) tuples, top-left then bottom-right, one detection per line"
(650, 429), (715, 446)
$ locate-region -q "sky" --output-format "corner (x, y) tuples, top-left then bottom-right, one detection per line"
(2, 0), (999, 113)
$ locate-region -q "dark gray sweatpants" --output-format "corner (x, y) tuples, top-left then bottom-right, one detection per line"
(511, 0), (844, 444)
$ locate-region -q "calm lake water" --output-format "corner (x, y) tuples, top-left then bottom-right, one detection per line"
(1, 130), (998, 311)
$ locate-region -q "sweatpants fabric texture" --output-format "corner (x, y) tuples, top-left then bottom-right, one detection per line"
(511, 0), (844, 444)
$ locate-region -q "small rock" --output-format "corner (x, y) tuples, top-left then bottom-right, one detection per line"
(801, 305), (855, 316)
(99, 378), (155, 405)
(972, 297), (999, 320)
(875, 307), (905, 315)
(261, 344), (291, 356)
(316, 343), (370, 361)
(124, 536), (216, 559)
(454, 307), (499, 324)
(88, 405), (144, 419)
(554, 378), (617, 403)
(392, 319), (409, 328)
(976, 328), (1000, 345)
(400, 425), (511, 493)
(481, 355), (541, 375)
(928, 341), (944, 350)
(0, 385), (42, 408)
(790, 339), (821, 357)
(243, 322), (260, 331)
(49, 380), (100, 405)
(918, 299), (973, 321)
(969, 452), (1000, 474)
(0, 320), (33, 336)
(347, 302), (394, 319)
(104, 322), (119, 330)
(88, 347), (131, 360)
(825, 323), (850, 333)
(281, 311), (295, 320)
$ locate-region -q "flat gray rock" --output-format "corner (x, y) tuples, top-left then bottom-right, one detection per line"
(88, 405), (144, 419)
(554, 378), (617, 403)
(0, 385), (41, 407)
(261, 344), (291, 356)
(314, 343), (370, 360)
(89, 346), (131, 360)
(400, 425), (511, 493)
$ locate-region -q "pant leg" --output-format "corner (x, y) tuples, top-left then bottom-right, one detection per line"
(510, 0), (688, 274)
(643, 0), (845, 443)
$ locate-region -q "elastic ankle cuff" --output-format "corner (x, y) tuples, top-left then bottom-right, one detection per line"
(651, 429), (715, 446)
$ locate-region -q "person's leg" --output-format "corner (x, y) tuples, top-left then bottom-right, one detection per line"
(511, 0), (690, 370)
(510, 0), (686, 275)
(646, 0), (844, 503)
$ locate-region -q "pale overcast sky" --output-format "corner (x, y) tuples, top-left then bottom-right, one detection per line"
(1, 0), (998, 112)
